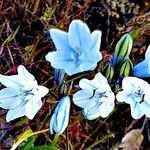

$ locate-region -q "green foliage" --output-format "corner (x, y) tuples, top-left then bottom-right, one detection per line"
(30, 145), (59, 150)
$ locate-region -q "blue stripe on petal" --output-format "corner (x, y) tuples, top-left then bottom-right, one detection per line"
(6, 101), (26, 122)
(0, 88), (22, 109)
(68, 20), (91, 51)
(83, 106), (101, 120)
(73, 90), (95, 109)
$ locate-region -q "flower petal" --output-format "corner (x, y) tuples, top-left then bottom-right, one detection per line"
(64, 64), (81, 76)
(130, 102), (144, 119)
(79, 62), (98, 72)
(133, 59), (150, 77)
(68, 20), (91, 51)
(90, 30), (102, 53)
(79, 73), (109, 91)
(93, 72), (108, 87)
(99, 102), (114, 118)
(49, 114), (55, 134)
(145, 45), (150, 59)
(141, 101), (150, 118)
(45, 51), (77, 75)
(116, 91), (128, 102)
(79, 78), (97, 91)
(122, 77), (148, 93)
(25, 98), (42, 120)
(0, 74), (22, 89)
(49, 29), (72, 52)
(18, 65), (37, 88)
(0, 88), (22, 109)
(85, 30), (102, 63)
(83, 105), (101, 120)
(6, 101), (26, 122)
(37, 86), (49, 98)
(144, 94), (150, 105)
(73, 90), (96, 109)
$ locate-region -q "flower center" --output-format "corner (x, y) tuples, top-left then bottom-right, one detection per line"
(73, 47), (85, 67)
(93, 89), (109, 102)
(19, 88), (38, 101)
(132, 87), (145, 103)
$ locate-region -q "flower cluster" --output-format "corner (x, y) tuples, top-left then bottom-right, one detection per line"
(0, 19), (150, 137)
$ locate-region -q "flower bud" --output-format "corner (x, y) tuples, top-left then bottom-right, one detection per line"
(59, 82), (69, 95)
(119, 59), (133, 77)
(50, 96), (70, 134)
(112, 34), (133, 67)
(103, 62), (114, 80)
(54, 69), (65, 85)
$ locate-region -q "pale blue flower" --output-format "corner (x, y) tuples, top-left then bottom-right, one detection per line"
(50, 96), (70, 134)
(73, 73), (115, 120)
(133, 45), (150, 77)
(45, 19), (102, 76)
(116, 77), (150, 119)
(0, 65), (49, 122)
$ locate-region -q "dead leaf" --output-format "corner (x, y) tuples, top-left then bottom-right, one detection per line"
(113, 129), (144, 150)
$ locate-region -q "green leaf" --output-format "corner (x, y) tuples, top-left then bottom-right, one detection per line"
(30, 145), (60, 150)
(21, 136), (37, 150)
(10, 129), (34, 150)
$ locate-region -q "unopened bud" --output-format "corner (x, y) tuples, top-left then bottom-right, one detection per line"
(119, 59), (133, 77)
(59, 82), (69, 95)
(103, 62), (114, 80)
(54, 69), (65, 85)
(112, 34), (133, 67)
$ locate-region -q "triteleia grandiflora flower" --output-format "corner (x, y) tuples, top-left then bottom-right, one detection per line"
(0, 65), (49, 122)
(50, 96), (70, 134)
(116, 77), (150, 119)
(45, 19), (102, 76)
(133, 45), (150, 77)
(73, 72), (115, 120)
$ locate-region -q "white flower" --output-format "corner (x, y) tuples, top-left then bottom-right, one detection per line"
(0, 65), (49, 122)
(116, 77), (150, 119)
(50, 96), (70, 134)
(73, 72), (115, 120)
